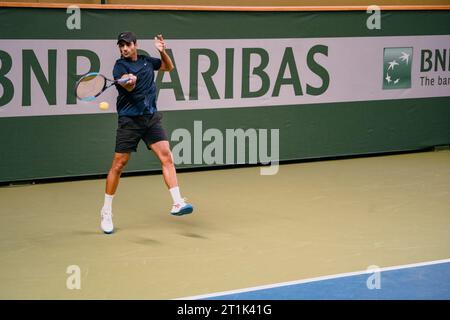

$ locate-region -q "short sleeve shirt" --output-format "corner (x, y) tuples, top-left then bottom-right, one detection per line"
(113, 55), (162, 116)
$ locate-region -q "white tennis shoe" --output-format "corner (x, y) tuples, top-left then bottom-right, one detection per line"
(100, 209), (114, 234)
(170, 199), (194, 216)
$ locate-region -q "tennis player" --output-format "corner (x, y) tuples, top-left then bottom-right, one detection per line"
(100, 31), (193, 234)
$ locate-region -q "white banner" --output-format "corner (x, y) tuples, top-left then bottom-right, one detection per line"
(0, 35), (449, 118)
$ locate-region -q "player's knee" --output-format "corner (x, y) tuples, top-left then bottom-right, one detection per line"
(160, 150), (173, 166)
(112, 158), (128, 173)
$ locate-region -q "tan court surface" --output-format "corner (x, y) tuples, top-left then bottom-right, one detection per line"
(0, 150), (449, 299)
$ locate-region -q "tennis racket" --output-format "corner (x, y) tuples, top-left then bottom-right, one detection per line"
(75, 72), (131, 102)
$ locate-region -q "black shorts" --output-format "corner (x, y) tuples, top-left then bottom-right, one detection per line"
(115, 112), (168, 153)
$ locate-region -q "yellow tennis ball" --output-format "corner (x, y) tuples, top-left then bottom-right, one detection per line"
(99, 101), (109, 110)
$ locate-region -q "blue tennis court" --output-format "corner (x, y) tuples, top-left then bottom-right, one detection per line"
(181, 260), (450, 300)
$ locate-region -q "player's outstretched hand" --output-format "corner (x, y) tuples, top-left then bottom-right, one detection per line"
(154, 34), (166, 52)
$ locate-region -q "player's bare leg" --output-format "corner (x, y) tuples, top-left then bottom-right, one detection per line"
(150, 141), (177, 188)
(106, 152), (130, 195)
(150, 140), (193, 216)
(101, 152), (130, 234)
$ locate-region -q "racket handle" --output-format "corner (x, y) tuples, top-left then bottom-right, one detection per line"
(116, 77), (131, 84)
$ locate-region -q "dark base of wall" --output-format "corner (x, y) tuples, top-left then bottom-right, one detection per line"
(1, 145), (443, 188)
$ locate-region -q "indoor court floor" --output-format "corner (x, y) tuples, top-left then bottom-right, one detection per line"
(0, 150), (449, 299)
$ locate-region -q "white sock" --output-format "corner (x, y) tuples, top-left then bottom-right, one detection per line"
(102, 194), (114, 212)
(169, 186), (183, 204)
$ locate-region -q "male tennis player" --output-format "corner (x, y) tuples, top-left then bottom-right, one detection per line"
(100, 31), (193, 234)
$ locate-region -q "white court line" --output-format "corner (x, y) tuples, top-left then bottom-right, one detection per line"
(175, 258), (450, 300)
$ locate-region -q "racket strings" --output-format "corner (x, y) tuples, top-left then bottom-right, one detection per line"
(76, 75), (106, 100)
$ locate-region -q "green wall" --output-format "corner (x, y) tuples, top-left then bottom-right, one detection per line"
(0, 8), (449, 182)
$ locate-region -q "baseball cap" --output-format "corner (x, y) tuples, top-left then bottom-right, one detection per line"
(117, 31), (137, 44)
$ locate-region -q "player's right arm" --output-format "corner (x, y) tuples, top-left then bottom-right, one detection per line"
(119, 74), (137, 92)
(113, 61), (137, 92)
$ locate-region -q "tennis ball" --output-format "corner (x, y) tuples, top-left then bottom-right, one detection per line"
(99, 101), (109, 110)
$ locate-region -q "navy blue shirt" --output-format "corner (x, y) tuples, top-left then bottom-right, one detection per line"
(113, 55), (162, 116)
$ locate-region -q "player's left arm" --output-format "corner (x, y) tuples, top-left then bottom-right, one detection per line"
(154, 34), (174, 72)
